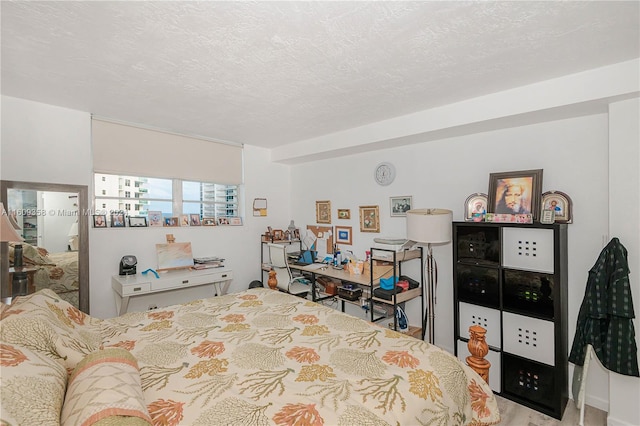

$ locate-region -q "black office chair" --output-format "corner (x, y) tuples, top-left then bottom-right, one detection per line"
(267, 243), (309, 298)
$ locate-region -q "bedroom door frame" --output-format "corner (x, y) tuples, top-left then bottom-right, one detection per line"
(1, 180), (89, 313)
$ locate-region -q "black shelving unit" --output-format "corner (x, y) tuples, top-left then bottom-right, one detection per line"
(453, 221), (568, 420)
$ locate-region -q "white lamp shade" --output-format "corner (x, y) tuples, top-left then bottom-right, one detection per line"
(68, 222), (79, 237)
(406, 208), (453, 243)
(1, 203), (23, 242)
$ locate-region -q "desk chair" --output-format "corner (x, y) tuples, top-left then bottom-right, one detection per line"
(267, 243), (309, 298)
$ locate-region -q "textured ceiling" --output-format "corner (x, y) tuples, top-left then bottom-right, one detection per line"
(2, 1), (639, 149)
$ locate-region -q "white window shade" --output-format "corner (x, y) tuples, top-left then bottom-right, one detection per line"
(92, 118), (243, 184)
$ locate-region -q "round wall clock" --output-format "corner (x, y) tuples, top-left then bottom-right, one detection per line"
(374, 162), (396, 186)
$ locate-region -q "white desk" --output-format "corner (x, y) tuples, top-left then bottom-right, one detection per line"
(111, 268), (233, 315)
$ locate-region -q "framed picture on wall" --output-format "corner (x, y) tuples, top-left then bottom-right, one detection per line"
(359, 205), (380, 233)
(390, 196), (412, 217)
(335, 225), (352, 245)
(337, 209), (350, 219)
(487, 169), (543, 221)
(316, 200), (331, 224)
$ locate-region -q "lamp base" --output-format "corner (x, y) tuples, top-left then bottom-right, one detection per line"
(12, 271), (28, 297)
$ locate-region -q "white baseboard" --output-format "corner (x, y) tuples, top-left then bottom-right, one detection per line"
(585, 394), (609, 413)
(607, 416), (636, 426)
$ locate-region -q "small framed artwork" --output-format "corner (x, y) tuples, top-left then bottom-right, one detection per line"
(390, 196), (412, 217)
(487, 169), (543, 221)
(110, 212), (125, 227)
(148, 211), (163, 227)
(337, 209), (350, 219)
(464, 193), (488, 222)
(202, 217), (216, 226)
(273, 229), (284, 240)
(128, 216), (148, 227)
(93, 214), (107, 228)
(189, 214), (201, 226)
(359, 205), (380, 233)
(164, 217), (179, 227)
(335, 225), (352, 245)
(180, 215), (190, 226)
(541, 190), (573, 223)
(229, 217), (243, 226)
(217, 217), (230, 225)
(540, 209), (556, 225)
(316, 200), (331, 224)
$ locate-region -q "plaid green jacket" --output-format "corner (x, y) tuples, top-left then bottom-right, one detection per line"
(569, 238), (639, 376)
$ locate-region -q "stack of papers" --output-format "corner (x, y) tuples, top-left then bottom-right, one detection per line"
(193, 256), (225, 269)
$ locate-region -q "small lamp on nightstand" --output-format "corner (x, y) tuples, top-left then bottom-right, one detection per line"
(1, 203), (26, 298)
(406, 208), (453, 345)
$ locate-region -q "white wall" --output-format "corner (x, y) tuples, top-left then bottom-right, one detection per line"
(290, 113), (613, 410)
(608, 98), (640, 426)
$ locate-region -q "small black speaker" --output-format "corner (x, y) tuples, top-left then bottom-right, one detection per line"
(119, 255), (137, 275)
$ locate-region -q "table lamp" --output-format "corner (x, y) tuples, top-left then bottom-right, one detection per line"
(1, 203), (27, 298)
(68, 221), (79, 251)
(406, 208), (453, 344)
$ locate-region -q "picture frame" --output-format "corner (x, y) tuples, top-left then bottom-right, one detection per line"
(128, 216), (148, 227)
(229, 217), (243, 226)
(540, 209), (556, 225)
(202, 217), (216, 226)
(359, 205), (380, 233)
(180, 215), (190, 226)
(148, 211), (163, 227)
(189, 214), (201, 226)
(164, 217), (179, 227)
(217, 217), (230, 225)
(316, 200), (331, 224)
(273, 229), (284, 240)
(487, 169), (543, 221)
(390, 196), (412, 217)
(337, 209), (351, 220)
(110, 212), (125, 227)
(93, 214), (107, 228)
(541, 190), (573, 224)
(464, 193), (488, 222)
(335, 225), (352, 245)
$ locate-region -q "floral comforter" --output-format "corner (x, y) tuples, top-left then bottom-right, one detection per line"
(101, 288), (500, 425)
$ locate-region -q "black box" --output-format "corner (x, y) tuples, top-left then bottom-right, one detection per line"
(373, 286), (403, 300)
(337, 286), (362, 301)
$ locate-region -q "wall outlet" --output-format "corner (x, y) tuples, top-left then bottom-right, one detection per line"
(148, 304), (158, 310)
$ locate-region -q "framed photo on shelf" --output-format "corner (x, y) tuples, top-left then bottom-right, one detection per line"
(390, 196), (412, 217)
(541, 190), (572, 223)
(540, 209), (556, 225)
(148, 211), (163, 227)
(316, 200), (331, 224)
(93, 214), (107, 228)
(110, 212), (125, 228)
(180, 215), (190, 226)
(189, 214), (201, 226)
(229, 217), (243, 226)
(202, 217), (216, 226)
(128, 216), (148, 227)
(164, 217), (179, 227)
(335, 225), (352, 245)
(487, 169), (543, 222)
(359, 205), (380, 233)
(464, 193), (488, 222)
(337, 209), (350, 219)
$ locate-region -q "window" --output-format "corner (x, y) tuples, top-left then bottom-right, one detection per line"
(94, 174), (172, 218)
(94, 173), (240, 222)
(183, 181), (239, 219)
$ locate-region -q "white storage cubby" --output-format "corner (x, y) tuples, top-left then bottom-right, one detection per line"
(458, 302), (501, 349)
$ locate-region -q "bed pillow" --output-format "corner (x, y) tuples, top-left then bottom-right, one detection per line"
(61, 348), (152, 426)
(0, 289), (103, 369)
(9, 241), (53, 265)
(0, 342), (68, 425)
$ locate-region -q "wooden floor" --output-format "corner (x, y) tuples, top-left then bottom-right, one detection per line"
(496, 395), (607, 425)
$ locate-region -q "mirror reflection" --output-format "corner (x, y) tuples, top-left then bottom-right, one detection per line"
(2, 181), (89, 312)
